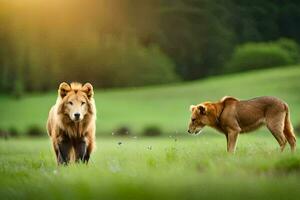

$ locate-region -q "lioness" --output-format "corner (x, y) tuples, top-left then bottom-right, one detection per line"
(188, 96), (296, 153)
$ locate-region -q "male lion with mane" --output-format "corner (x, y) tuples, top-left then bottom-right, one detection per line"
(188, 96), (296, 153)
(47, 82), (96, 165)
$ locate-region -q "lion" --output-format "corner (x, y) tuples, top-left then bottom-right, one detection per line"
(188, 96), (296, 153)
(47, 82), (96, 165)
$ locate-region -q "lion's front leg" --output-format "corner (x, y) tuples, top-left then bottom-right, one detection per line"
(57, 137), (72, 165)
(83, 143), (93, 164)
(74, 138), (87, 163)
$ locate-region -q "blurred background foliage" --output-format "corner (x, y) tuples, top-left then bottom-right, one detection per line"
(225, 38), (300, 72)
(0, 0), (300, 136)
(0, 0), (300, 94)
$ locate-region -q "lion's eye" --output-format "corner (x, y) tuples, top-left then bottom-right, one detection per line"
(68, 101), (73, 105)
(192, 118), (196, 122)
(81, 102), (86, 106)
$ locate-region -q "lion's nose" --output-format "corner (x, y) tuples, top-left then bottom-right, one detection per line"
(188, 130), (191, 133)
(74, 113), (81, 119)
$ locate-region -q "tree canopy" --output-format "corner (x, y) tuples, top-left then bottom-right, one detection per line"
(0, 0), (299, 93)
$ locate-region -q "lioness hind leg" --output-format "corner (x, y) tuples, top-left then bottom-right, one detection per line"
(268, 128), (287, 152)
(284, 130), (296, 152)
(266, 113), (287, 152)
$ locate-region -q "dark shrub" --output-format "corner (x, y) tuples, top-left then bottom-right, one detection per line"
(8, 127), (19, 137)
(26, 125), (45, 137)
(143, 125), (162, 137)
(113, 126), (131, 136)
(0, 129), (9, 139)
(276, 38), (300, 63)
(225, 38), (299, 73)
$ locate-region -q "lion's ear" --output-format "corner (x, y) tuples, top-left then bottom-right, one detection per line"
(58, 82), (71, 98)
(190, 105), (196, 112)
(198, 105), (207, 115)
(82, 83), (94, 99)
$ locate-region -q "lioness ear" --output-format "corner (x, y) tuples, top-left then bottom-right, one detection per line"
(190, 105), (196, 112)
(82, 83), (94, 99)
(58, 82), (71, 98)
(198, 105), (207, 115)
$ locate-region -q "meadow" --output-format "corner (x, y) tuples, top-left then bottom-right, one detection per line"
(0, 66), (300, 135)
(1, 66), (300, 199)
(1, 136), (300, 200)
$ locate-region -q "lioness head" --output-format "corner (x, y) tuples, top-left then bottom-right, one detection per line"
(58, 82), (94, 122)
(188, 103), (216, 134)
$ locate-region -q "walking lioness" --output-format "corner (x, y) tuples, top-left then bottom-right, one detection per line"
(188, 96), (296, 153)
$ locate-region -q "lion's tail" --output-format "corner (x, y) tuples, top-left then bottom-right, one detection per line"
(283, 103), (296, 151)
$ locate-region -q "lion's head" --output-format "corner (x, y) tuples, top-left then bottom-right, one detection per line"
(57, 82), (94, 122)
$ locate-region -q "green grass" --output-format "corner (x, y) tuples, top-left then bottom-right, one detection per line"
(1, 67), (300, 199)
(1, 136), (300, 200)
(0, 66), (300, 135)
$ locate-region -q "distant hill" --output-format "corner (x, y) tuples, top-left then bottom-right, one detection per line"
(0, 66), (299, 136)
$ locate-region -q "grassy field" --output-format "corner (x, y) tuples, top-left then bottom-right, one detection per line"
(0, 66), (300, 135)
(1, 136), (300, 200)
(1, 66), (300, 199)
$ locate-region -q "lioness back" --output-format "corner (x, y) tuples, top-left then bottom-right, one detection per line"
(235, 96), (287, 132)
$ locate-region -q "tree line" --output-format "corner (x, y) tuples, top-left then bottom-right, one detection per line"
(0, 0), (299, 94)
